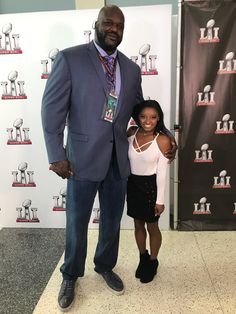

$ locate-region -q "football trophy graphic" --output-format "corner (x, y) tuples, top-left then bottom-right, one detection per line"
(7, 118), (32, 145)
(213, 170), (231, 189)
(0, 23), (22, 54)
(131, 44), (158, 75)
(194, 143), (213, 163)
(53, 187), (67, 211)
(41, 48), (59, 79)
(193, 197), (211, 215)
(199, 19), (220, 43)
(196, 85), (215, 106)
(218, 51), (236, 74)
(12, 162), (36, 187)
(16, 199), (39, 223)
(1, 70), (27, 99)
(215, 113), (235, 134)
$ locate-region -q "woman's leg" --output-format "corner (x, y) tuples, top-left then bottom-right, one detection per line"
(140, 221), (160, 283)
(134, 219), (149, 278)
(146, 221), (162, 259)
(134, 219), (146, 253)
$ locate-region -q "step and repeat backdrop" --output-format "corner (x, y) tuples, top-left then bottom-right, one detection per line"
(178, 0), (236, 230)
(0, 5), (172, 229)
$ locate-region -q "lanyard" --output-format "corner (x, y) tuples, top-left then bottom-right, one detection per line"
(98, 54), (117, 91)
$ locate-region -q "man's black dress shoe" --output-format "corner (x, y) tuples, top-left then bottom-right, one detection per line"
(97, 270), (124, 295)
(58, 279), (76, 312)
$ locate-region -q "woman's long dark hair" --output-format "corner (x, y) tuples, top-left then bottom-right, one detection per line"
(132, 100), (167, 135)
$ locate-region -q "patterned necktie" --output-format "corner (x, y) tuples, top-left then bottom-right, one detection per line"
(101, 56), (116, 93)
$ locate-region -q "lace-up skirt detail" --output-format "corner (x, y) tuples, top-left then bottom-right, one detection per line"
(127, 174), (159, 222)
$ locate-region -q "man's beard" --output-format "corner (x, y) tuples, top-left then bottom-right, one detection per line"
(95, 28), (122, 52)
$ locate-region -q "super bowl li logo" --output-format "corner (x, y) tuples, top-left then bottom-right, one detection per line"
(41, 48), (59, 79)
(218, 52), (236, 75)
(199, 19), (220, 44)
(213, 170), (231, 189)
(193, 197), (211, 215)
(0, 23), (22, 54)
(16, 199), (39, 223)
(131, 44), (158, 75)
(12, 162), (36, 187)
(6, 118), (32, 145)
(196, 85), (215, 106)
(1, 70), (27, 99)
(53, 187), (67, 211)
(215, 114), (235, 134)
(84, 30), (92, 43)
(194, 144), (213, 163)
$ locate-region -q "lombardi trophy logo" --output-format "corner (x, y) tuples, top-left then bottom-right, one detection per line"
(199, 19), (220, 44)
(16, 199), (40, 223)
(215, 114), (235, 134)
(196, 85), (215, 106)
(12, 162), (36, 187)
(131, 44), (158, 75)
(193, 197), (211, 215)
(0, 23), (22, 54)
(53, 187), (67, 211)
(194, 144), (213, 163)
(41, 48), (59, 79)
(1, 70), (27, 99)
(7, 118), (32, 145)
(218, 52), (236, 74)
(213, 170), (231, 189)
(84, 30), (92, 43)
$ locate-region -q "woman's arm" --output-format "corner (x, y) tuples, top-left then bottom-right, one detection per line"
(155, 134), (171, 215)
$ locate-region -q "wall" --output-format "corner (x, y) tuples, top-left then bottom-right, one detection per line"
(0, 0), (75, 13)
(106, 0), (178, 14)
(0, 0), (178, 14)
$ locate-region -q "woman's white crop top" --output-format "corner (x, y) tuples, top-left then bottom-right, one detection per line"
(128, 131), (169, 204)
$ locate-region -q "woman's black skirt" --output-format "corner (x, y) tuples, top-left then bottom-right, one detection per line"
(127, 174), (159, 223)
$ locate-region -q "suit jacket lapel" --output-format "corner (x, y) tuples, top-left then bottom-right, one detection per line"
(87, 42), (108, 95)
(114, 51), (125, 120)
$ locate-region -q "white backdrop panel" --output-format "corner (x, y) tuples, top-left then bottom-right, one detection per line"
(0, 5), (172, 230)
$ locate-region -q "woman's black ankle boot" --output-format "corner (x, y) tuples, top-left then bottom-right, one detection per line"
(135, 250), (150, 278)
(140, 258), (159, 283)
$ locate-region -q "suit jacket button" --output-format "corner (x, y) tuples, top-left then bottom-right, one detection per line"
(110, 140), (113, 143)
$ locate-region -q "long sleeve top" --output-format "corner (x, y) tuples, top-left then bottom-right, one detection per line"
(128, 131), (169, 204)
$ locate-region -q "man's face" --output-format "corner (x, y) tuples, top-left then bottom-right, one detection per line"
(95, 8), (124, 53)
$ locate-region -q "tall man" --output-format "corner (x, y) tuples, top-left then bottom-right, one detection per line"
(42, 5), (176, 311)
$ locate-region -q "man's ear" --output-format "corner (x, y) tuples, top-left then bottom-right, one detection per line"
(93, 20), (98, 30)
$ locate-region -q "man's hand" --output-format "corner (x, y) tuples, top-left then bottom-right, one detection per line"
(49, 160), (73, 179)
(164, 138), (178, 163)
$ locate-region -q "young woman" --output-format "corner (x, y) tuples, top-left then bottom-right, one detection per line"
(127, 100), (171, 283)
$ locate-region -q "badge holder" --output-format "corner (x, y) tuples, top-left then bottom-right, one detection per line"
(102, 92), (118, 123)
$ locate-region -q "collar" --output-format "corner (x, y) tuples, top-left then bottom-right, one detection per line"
(93, 40), (117, 59)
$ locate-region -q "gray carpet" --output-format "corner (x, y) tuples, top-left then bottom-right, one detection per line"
(0, 228), (65, 314)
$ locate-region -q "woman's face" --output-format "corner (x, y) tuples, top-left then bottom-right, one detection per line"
(138, 107), (159, 133)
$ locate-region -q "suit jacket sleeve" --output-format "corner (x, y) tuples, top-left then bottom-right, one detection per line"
(41, 52), (71, 163)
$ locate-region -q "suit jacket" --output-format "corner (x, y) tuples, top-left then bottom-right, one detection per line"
(41, 41), (143, 181)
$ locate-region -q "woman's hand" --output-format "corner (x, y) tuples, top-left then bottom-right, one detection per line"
(155, 204), (165, 216)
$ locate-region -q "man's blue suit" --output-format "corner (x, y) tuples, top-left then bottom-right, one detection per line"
(41, 41), (143, 279)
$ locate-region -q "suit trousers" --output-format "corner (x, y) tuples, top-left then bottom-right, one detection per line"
(60, 149), (127, 280)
